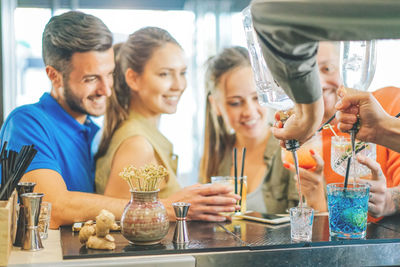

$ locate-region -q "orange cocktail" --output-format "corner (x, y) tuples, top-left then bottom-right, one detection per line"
(282, 133), (322, 169)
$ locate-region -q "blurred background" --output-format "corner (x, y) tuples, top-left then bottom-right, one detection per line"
(1, 0), (400, 186)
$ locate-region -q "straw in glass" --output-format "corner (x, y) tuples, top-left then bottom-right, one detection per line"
(233, 147), (238, 195)
(239, 148), (246, 209)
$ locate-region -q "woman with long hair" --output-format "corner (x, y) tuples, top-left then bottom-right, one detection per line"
(96, 27), (239, 221)
(200, 46), (327, 213)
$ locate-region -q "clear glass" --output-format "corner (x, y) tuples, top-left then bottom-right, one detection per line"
(211, 176), (247, 215)
(282, 133), (322, 170)
(241, 6), (293, 111)
(290, 206), (314, 242)
(38, 201), (51, 240)
(327, 183), (370, 239)
(331, 136), (376, 179)
(340, 40), (377, 91)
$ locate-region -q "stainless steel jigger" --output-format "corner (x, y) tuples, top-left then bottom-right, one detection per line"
(172, 202), (190, 245)
(14, 182), (36, 247)
(21, 192), (44, 251)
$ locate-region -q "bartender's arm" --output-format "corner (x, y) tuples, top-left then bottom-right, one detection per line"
(251, 0), (400, 142)
(22, 169), (126, 229)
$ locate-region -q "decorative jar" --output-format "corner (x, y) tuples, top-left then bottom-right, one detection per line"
(121, 190), (169, 245)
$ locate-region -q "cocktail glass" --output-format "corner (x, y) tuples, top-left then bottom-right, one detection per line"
(290, 206), (314, 242)
(327, 183), (370, 239)
(211, 176), (247, 215)
(331, 136), (376, 180)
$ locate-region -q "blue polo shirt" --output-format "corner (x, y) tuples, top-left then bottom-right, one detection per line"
(0, 93), (99, 192)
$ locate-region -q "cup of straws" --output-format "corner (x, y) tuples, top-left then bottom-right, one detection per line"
(0, 142), (38, 201)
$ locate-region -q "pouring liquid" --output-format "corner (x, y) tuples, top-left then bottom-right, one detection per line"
(291, 150), (302, 209)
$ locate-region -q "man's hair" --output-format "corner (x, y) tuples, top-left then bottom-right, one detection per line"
(42, 11), (113, 73)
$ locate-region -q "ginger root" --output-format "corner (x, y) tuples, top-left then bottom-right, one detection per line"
(96, 209), (116, 237)
(79, 224), (96, 244)
(86, 235), (116, 250)
(78, 209), (116, 250)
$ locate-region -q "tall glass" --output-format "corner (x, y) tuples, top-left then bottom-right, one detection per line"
(211, 176), (247, 215)
(327, 183), (370, 239)
(331, 136), (376, 180)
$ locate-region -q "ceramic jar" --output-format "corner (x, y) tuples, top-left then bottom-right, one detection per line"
(121, 190), (169, 245)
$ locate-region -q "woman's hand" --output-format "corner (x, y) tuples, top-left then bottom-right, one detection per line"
(162, 184), (241, 222)
(284, 149), (327, 212)
(356, 155), (397, 218)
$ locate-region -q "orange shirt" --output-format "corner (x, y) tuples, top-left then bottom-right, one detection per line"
(322, 87), (400, 222)
(322, 86), (400, 187)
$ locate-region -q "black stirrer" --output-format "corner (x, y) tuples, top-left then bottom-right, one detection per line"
(343, 157), (352, 190)
(234, 148), (238, 195)
(318, 114), (336, 132)
(239, 148), (246, 209)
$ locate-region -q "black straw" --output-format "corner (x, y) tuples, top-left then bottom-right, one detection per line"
(318, 114), (336, 132)
(239, 148), (246, 210)
(234, 147), (238, 195)
(0, 143), (37, 200)
(343, 156), (352, 189)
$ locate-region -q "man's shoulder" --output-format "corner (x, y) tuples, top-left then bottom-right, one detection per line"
(373, 86), (400, 115)
(1, 102), (53, 136)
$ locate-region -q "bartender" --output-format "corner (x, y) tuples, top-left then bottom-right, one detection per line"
(250, 0), (400, 144)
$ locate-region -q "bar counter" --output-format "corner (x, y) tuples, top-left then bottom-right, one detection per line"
(8, 214), (400, 266)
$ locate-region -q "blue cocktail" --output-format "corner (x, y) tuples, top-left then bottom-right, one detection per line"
(327, 183), (370, 239)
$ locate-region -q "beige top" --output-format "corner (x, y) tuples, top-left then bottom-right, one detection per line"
(217, 134), (298, 214)
(95, 112), (181, 198)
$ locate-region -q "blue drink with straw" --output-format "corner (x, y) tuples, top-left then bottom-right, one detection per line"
(327, 183), (369, 239)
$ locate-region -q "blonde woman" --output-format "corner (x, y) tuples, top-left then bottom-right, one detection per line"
(200, 46), (326, 213)
(96, 27), (239, 221)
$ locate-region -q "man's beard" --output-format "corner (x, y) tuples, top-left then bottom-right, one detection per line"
(63, 81), (91, 116)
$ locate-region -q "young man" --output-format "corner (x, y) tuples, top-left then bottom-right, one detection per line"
(0, 11), (126, 228)
(0, 11), (239, 227)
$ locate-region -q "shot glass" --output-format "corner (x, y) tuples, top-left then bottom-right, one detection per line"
(290, 206), (314, 242)
(211, 176), (247, 215)
(327, 183), (369, 239)
(38, 202), (52, 240)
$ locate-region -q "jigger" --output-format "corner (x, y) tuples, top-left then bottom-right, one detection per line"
(172, 202), (190, 245)
(21, 192), (44, 251)
(14, 182), (36, 247)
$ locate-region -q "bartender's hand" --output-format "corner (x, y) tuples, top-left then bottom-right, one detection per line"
(356, 155), (399, 218)
(335, 87), (387, 142)
(284, 150), (327, 212)
(162, 184), (240, 222)
(272, 97), (324, 146)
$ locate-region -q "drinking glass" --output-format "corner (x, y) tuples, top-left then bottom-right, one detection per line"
(331, 136), (376, 180)
(327, 183), (369, 239)
(211, 176), (247, 215)
(290, 206), (314, 242)
(38, 201), (51, 240)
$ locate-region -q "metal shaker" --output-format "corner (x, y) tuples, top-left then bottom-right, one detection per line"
(14, 182), (36, 246)
(172, 202), (190, 245)
(21, 192), (44, 251)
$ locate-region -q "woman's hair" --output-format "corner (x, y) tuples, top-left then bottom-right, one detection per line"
(96, 27), (181, 159)
(199, 46), (251, 182)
